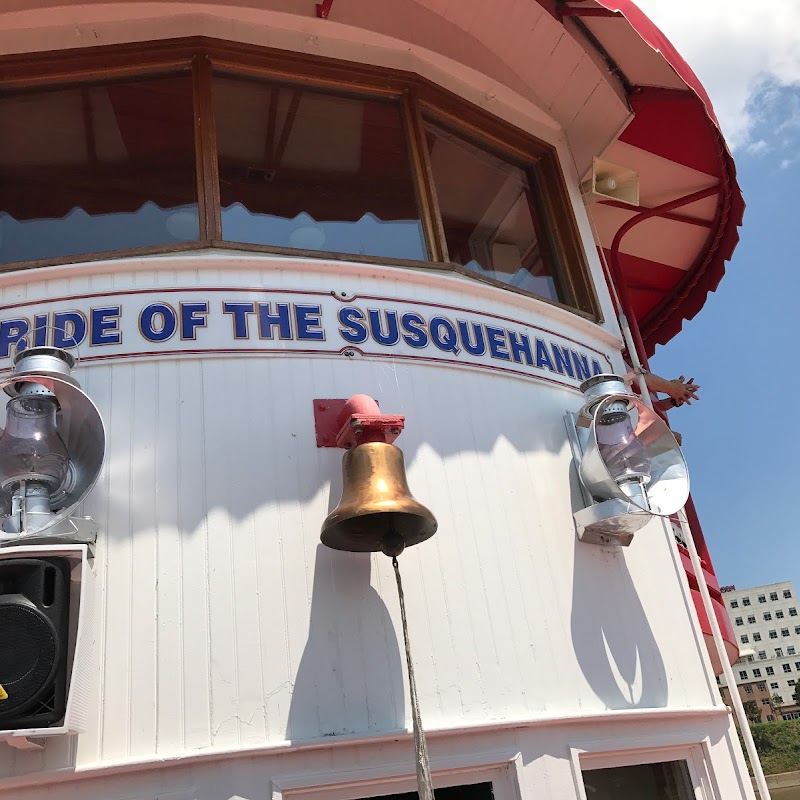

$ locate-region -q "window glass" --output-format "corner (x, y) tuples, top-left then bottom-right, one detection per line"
(735, 617), (743, 626)
(754, 633), (762, 641)
(777, 610), (784, 619)
(784, 664), (793, 673)
(785, 590), (793, 598)
(743, 597), (751, 606)
(767, 667), (775, 675)
(745, 685), (753, 693)
(748, 615), (756, 623)
(759, 651), (767, 659)
(730, 600), (739, 608)
(423, 119), (561, 302)
(771, 592), (779, 601)
(213, 75), (426, 261)
(758, 682), (766, 690)
(759, 595), (766, 603)
(753, 668), (761, 677)
(582, 761), (694, 799)
(741, 635), (749, 644)
(0, 75), (197, 264)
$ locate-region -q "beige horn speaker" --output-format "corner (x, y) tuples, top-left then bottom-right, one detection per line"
(582, 157), (640, 206)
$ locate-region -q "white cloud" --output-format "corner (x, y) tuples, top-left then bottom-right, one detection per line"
(634, 1), (800, 150)
(746, 139), (769, 155)
(780, 158), (794, 170)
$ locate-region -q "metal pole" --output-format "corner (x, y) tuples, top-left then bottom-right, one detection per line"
(676, 509), (771, 800)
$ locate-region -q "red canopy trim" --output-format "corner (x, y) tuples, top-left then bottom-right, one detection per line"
(544, 1), (745, 354)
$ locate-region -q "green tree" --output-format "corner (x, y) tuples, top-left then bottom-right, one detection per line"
(769, 693), (784, 721)
(743, 699), (762, 724)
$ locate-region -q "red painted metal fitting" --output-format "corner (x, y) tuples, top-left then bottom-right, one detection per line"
(314, 395), (405, 449)
(316, 0), (334, 19)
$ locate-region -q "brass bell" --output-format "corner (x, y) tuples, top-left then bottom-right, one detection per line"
(321, 441), (437, 556)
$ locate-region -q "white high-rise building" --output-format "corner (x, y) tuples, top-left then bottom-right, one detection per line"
(719, 581), (800, 719)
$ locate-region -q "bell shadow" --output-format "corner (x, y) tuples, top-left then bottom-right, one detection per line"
(568, 467), (668, 709)
(286, 544), (406, 741)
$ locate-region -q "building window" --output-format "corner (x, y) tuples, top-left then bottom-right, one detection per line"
(764, 612), (772, 621)
(759, 651), (767, 659)
(758, 595), (767, 603)
(748, 615), (756, 624)
(767, 667), (775, 675)
(730, 600), (739, 608)
(763, 698), (772, 705)
(785, 590), (793, 599)
(743, 597), (751, 606)
(776, 649), (784, 657)
(745, 685), (754, 693)
(771, 592), (779, 601)
(796, 661), (800, 670)
(741, 635), (749, 644)
(758, 682), (766, 690)
(771, 682), (779, 689)
(770, 630), (778, 639)
(754, 633), (762, 642)
(790, 608), (797, 616)
(783, 628), (790, 637)
(777, 610), (785, 619)
(739, 670), (748, 679)
(0, 40), (598, 316)
(784, 664), (792, 673)
(790, 680), (797, 686)
(735, 617), (743, 626)
(795, 627), (800, 635)
(789, 647), (796, 656)
(582, 761), (694, 799)
(753, 668), (762, 677)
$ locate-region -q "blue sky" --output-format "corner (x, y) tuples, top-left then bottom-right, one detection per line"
(635, 3), (800, 590)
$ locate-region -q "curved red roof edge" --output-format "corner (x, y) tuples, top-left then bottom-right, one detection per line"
(545, 0), (746, 354)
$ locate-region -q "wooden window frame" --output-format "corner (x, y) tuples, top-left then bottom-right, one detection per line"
(0, 36), (600, 320)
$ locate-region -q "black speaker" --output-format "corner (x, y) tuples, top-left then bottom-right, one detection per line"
(0, 558), (71, 730)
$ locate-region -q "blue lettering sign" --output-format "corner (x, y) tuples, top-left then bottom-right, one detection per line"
(140, 303), (177, 342)
(91, 307), (122, 345)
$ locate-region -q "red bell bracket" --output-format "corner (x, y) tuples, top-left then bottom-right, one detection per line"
(314, 395), (405, 449)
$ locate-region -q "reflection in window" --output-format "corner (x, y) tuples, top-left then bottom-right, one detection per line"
(424, 120), (559, 302)
(213, 75), (426, 261)
(0, 76), (197, 263)
(582, 760), (694, 799)
(367, 783), (492, 799)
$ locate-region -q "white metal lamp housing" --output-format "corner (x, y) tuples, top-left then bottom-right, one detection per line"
(565, 374), (689, 546)
(0, 347), (104, 542)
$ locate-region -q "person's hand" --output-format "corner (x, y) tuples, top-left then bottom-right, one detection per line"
(666, 376), (699, 405)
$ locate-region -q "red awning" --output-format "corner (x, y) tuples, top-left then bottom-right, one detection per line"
(552, 1), (745, 354)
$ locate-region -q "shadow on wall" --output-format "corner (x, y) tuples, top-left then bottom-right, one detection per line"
(568, 464), (668, 709)
(286, 544), (406, 741)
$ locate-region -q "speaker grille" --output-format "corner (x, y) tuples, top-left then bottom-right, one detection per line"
(0, 599), (58, 716)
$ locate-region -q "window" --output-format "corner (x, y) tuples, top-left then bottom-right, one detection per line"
(0, 75), (198, 263)
(767, 667), (775, 675)
(758, 682), (766, 690)
(768, 714), (775, 721)
(796, 661), (800, 670)
(764, 612), (772, 621)
(0, 40), (597, 316)
(214, 75), (425, 263)
(795, 626), (800, 635)
(730, 600), (739, 608)
(771, 682), (779, 689)
(790, 680), (797, 686)
(770, 630), (778, 639)
(741, 635), (749, 644)
(771, 592), (779, 601)
(784, 664), (792, 673)
(747, 655), (755, 663)
(759, 595), (767, 603)
(763, 698), (772, 705)
(743, 597), (751, 606)
(753, 668), (762, 677)
(783, 628), (790, 637)
(748, 615), (756, 624)
(745, 685), (754, 693)
(582, 761), (694, 799)
(785, 590), (793, 599)
(759, 651), (767, 659)
(777, 610), (785, 619)
(735, 617), (743, 626)
(754, 633), (762, 641)
(739, 670), (748, 680)
(776, 649), (783, 657)
(789, 647), (796, 656)
(790, 608), (797, 616)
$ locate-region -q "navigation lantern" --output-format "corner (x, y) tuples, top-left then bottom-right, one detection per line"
(0, 347), (105, 541)
(565, 374), (689, 546)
